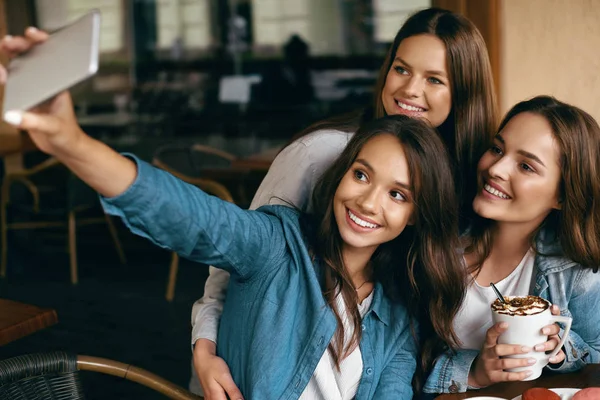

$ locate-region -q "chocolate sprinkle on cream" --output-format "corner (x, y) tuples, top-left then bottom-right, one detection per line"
(491, 295), (549, 316)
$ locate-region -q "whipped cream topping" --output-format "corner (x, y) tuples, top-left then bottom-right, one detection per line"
(491, 295), (549, 316)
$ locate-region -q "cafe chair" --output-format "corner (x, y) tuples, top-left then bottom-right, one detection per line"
(152, 147), (235, 301)
(0, 351), (202, 400)
(0, 157), (126, 284)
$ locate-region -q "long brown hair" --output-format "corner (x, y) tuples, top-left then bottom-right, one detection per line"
(466, 96), (600, 274)
(293, 8), (498, 218)
(308, 115), (466, 391)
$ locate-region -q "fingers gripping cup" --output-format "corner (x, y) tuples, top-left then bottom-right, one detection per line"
(491, 295), (572, 381)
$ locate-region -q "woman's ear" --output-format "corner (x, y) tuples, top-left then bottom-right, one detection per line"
(553, 190), (563, 210)
(552, 195), (563, 210)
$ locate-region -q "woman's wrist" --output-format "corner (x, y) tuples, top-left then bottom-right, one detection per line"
(467, 357), (484, 389)
(194, 338), (217, 357)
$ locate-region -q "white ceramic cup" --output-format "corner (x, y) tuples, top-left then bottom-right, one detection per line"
(491, 296), (572, 381)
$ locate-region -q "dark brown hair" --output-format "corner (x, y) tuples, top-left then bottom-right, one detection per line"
(308, 115), (466, 391)
(293, 7), (498, 219)
(467, 96), (600, 274)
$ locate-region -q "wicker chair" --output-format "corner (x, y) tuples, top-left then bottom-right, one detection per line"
(0, 157), (126, 284)
(0, 352), (201, 399)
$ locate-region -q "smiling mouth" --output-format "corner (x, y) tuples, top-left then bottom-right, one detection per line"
(348, 209), (380, 229)
(396, 100), (426, 112)
(483, 183), (511, 199)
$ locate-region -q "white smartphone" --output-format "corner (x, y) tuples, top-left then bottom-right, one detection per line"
(2, 9), (101, 113)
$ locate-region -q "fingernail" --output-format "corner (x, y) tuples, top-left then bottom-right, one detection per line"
(26, 26), (38, 33)
(534, 344), (545, 352)
(522, 346), (532, 352)
(3, 35), (13, 41)
(528, 358), (537, 365)
(542, 328), (550, 335)
(499, 322), (509, 329)
(525, 370), (533, 376)
(549, 356), (558, 363)
(4, 110), (23, 126)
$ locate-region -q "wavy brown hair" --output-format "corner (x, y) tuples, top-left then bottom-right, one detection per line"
(307, 115), (466, 391)
(292, 7), (497, 219)
(466, 96), (600, 274)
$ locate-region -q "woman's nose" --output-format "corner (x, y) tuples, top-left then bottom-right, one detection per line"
(356, 188), (380, 215)
(487, 156), (511, 180)
(402, 76), (423, 98)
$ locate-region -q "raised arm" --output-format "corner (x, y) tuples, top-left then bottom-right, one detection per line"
(1, 31), (136, 199)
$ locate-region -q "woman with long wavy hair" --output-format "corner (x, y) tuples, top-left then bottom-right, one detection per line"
(425, 96), (600, 394)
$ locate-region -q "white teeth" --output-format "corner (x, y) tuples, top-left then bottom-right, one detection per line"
(348, 210), (379, 229)
(484, 183), (510, 199)
(396, 101), (425, 112)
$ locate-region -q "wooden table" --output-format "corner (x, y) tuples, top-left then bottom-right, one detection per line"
(0, 298), (58, 346)
(230, 146), (282, 171)
(435, 364), (600, 399)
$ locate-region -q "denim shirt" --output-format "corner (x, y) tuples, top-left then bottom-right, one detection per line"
(101, 157), (417, 399)
(424, 229), (600, 394)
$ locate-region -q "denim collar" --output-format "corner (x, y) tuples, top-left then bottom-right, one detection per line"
(366, 282), (391, 326)
(535, 227), (578, 274)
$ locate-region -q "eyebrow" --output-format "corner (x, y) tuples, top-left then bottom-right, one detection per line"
(394, 57), (447, 77)
(494, 134), (546, 167)
(355, 159), (412, 190)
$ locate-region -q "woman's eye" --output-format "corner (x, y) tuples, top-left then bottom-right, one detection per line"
(394, 66), (408, 75)
(390, 191), (406, 202)
(428, 77), (443, 85)
(490, 145), (503, 155)
(520, 163), (535, 173)
(354, 170), (367, 181)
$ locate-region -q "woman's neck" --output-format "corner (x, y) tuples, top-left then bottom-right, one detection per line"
(341, 246), (375, 286)
(473, 222), (537, 284)
(492, 222), (536, 256)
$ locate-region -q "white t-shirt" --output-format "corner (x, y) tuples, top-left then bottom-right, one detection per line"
(300, 291), (374, 400)
(454, 249), (536, 350)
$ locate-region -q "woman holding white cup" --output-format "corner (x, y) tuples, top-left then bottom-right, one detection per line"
(424, 96), (600, 394)
(490, 295), (572, 380)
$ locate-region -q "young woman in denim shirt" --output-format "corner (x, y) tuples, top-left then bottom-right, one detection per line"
(1, 59), (466, 400)
(425, 96), (600, 394)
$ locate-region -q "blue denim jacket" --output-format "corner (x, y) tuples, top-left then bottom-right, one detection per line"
(101, 157), (418, 399)
(424, 229), (600, 394)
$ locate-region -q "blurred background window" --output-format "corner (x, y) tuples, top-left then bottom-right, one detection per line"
(35, 0), (124, 53)
(373, 0), (430, 42)
(155, 0), (213, 51)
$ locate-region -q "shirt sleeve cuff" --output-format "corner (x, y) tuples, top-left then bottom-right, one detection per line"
(424, 348), (479, 394)
(191, 326), (218, 351)
(100, 153), (153, 215)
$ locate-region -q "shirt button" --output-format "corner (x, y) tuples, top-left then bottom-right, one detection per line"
(366, 367), (373, 375)
(295, 379), (301, 388)
(361, 323), (366, 331)
(449, 383), (459, 393)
